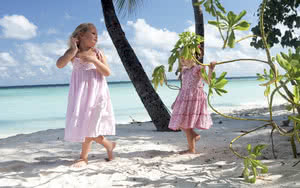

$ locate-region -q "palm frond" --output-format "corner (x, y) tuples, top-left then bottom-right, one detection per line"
(113, 0), (145, 17)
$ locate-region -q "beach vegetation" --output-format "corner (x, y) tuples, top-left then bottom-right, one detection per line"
(152, 0), (300, 183)
(251, 0), (300, 49)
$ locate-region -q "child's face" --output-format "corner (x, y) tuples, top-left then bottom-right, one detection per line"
(79, 26), (98, 47)
(180, 56), (194, 67)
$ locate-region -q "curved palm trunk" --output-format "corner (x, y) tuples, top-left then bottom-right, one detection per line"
(192, 0), (205, 63)
(101, 0), (171, 131)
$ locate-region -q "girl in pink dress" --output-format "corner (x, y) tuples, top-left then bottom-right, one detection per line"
(168, 54), (216, 154)
(56, 23), (116, 167)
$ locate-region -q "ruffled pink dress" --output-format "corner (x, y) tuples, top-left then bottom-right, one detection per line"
(64, 48), (115, 142)
(168, 65), (213, 130)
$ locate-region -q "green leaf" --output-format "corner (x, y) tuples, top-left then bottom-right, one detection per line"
(252, 166), (258, 177)
(286, 104), (294, 111)
(182, 46), (189, 59)
(152, 66), (166, 90)
(261, 166), (268, 174)
(244, 158), (250, 168)
(227, 11), (236, 25)
(215, 0), (226, 13)
(228, 31), (236, 48)
(215, 79), (228, 89)
(216, 11), (228, 22)
(271, 56), (276, 62)
(193, 0), (205, 6)
(280, 52), (289, 60)
(168, 54), (177, 72)
(248, 177), (256, 184)
(256, 73), (266, 81)
(208, 20), (221, 27)
(215, 89), (222, 96)
(264, 86), (270, 97)
(247, 144), (252, 154)
(234, 20), (250, 31)
(288, 115), (300, 123)
(293, 85), (299, 103)
(234, 10), (247, 24)
(243, 167), (250, 179)
(216, 72), (227, 83)
(201, 68), (209, 83)
(253, 144), (266, 155)
(216, 88), (228, 94)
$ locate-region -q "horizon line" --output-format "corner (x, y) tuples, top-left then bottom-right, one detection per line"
(0, 76), (258, 89)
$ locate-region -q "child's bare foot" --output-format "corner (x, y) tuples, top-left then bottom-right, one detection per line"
(105, 142), (116, 161)
(71, 158), (88, 168)
(179, 149), (197, 155)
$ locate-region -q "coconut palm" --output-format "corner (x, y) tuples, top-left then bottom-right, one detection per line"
(100, 0), (171, 131)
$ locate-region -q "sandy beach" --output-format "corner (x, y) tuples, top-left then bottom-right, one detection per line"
(0, 105), (300, 188)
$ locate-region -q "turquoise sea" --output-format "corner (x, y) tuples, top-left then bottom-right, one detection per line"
(0, 77), (286, 138)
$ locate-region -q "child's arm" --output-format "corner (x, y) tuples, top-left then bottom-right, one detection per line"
(82, 52), (111, 76)
(56, 37), (78, 69)
(200, 62), (216, 85)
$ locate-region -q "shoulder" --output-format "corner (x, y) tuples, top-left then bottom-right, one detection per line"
(94, 47), (103, 54)
(94, 48), (105, 57)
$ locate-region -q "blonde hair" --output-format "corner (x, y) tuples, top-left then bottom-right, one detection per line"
(68, 23), (96, 47)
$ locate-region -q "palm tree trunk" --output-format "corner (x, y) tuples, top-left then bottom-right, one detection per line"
(192, 0), (205, 63)
(101, 0), (171, 131)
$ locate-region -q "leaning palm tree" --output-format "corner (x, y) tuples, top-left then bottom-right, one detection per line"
(100, 0), (171, 131)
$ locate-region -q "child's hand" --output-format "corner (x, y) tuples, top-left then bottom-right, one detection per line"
(209, 61), (216, 71)
(81, 54), (99, 64)
(69, 37), (79, 56)
(70, 37), (79, 50)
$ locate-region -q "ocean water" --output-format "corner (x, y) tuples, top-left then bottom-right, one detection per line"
(0, 77), (286, 138)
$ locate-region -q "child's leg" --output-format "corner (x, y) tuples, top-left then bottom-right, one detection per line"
(191, 129), (201, 142)
(180, 128), (196, 154)
(94, 136), (116, 161)
(72, 137), (93, 167)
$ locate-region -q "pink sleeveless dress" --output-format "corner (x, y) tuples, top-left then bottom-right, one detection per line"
(168, 65), (213, 130)
(64, 48), (115, 142)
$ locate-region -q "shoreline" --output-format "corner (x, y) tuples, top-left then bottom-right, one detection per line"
(0, 104), (290, 140)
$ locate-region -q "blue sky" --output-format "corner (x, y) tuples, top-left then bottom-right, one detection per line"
(0, 0), (297, 86)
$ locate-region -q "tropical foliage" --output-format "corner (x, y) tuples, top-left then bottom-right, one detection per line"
(251, 0), (300, 49)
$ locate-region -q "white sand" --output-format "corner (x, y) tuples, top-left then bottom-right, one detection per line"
(0, 105), (300, 188)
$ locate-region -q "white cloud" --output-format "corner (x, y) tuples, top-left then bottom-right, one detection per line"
(0, 15), (37, 40)
(43, 39), (68, 56)
(127, 19), (178, 51)
(0, 52), (18, 66)
(97, 31), (114, 49)
(0, 70), (10, 79)
(22, 43), (54, 66)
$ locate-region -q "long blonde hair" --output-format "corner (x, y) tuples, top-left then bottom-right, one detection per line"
(68, 23), (96, 47)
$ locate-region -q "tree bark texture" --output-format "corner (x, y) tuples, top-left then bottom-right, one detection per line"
(101, 0), (171, 131)
(192, 0), (205, 63)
